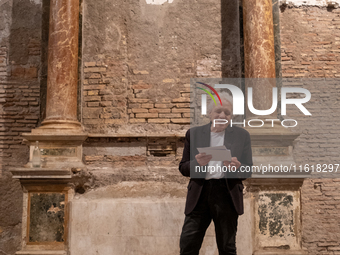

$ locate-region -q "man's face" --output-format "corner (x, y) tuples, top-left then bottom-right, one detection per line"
(209, 101), (232, 130)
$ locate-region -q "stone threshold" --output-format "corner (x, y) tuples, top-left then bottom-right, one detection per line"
(16, 251), (66, 255)
(88, 133), (185, 138)
(253, 250), (308, 255)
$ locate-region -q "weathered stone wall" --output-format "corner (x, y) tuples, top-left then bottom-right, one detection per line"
(280, 7), (340, 254)
(2, 1), (340, 255)
(81, 0), (241, 134)
(0, 0), (43, 254)
(0, 0), (12, 80)
(82, 136), (185, 187)
(281, 8), (340, 78)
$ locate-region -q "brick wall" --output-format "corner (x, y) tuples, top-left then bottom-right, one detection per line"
(82, 61), (191, 130)
(0, 78), (40, 254)
(0, 80), (40, 169)
(0, 0), (43, 253)
(280, 7), (340, 254)
(1, 2), (340, 255)
(81, 0), (241, 133)
(0, 79), (40, 255)
(301, 179), (340, 254)
(0, 46), (9, 79)
(281, 8), (340, 78)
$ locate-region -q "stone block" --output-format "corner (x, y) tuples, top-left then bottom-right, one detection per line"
(84, 67), (106, 73)
(171, 118), (190, 124)
(83, 108), (101, 119)
(84, 96), (101, 102)
(154, 103), (174, 108)
(84, 85), (106, 90)
(135, 113), (158, 118)
(149, 109), (171, 113)
(141, 103), (154, 108)
(129, 118), (146, 123)
(159, 113), (181, 118)
(128, 98), (150, 103)
(175, 103), (190, 108)
(87, 102), (100, 107)
(172, 108), (190, 113)
(171, 98), (190, 103)
(131, 108), (148, 113)
(87, 90), (99, 96)
(100, 101), (112, 107)
(84, 62), (96, 67)
(147, 118), (170, 123)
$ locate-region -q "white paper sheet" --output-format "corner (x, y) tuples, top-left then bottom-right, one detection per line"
(197, 145), (232, 161)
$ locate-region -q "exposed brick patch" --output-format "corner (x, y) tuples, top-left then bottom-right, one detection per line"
(28, 38), (40, 56)
(82, 61), (127, 129)
(82, 62), (192, 127)
(0, 46), (9, 79)
(0, 80), (40, 170)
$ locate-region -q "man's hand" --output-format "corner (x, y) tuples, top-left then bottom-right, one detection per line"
(223, 157), (241, 169)
(195, 153), (212, 166)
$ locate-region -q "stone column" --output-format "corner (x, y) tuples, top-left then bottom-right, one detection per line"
(243, 0), (276, 78)
(10, 2), (86, 254)
(242, 0), (276, 118)
(20, 0), (86, 168)
(241, 2), (306, 255)
(41, 0), (81, 130)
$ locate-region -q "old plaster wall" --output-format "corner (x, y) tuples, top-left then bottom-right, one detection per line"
(81, 0), (241, 134)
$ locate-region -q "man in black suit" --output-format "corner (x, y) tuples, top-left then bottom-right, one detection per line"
(179, 96), (252, 255)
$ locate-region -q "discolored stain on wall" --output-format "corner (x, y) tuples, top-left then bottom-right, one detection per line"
(258, 193), (294, 238)
(28, 192), (65, 242)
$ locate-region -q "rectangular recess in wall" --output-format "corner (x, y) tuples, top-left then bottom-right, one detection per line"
(147, 138), (176, 157)
(25, 185), (69, 249)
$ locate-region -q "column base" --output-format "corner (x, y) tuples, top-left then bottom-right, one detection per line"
(36, 119), (84, 134)
(19, 132), (88, 174)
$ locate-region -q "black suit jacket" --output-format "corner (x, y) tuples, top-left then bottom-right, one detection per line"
(179, 122), (253, 215)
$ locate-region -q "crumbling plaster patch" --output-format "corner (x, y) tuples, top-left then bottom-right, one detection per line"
(145, 0), (174, 5)
(281, 0), (340, 6)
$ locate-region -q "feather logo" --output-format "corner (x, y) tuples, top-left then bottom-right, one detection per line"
(196, 82), (222, 115)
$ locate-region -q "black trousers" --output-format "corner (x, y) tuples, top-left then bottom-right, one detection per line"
(179, 179), (239, 255)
